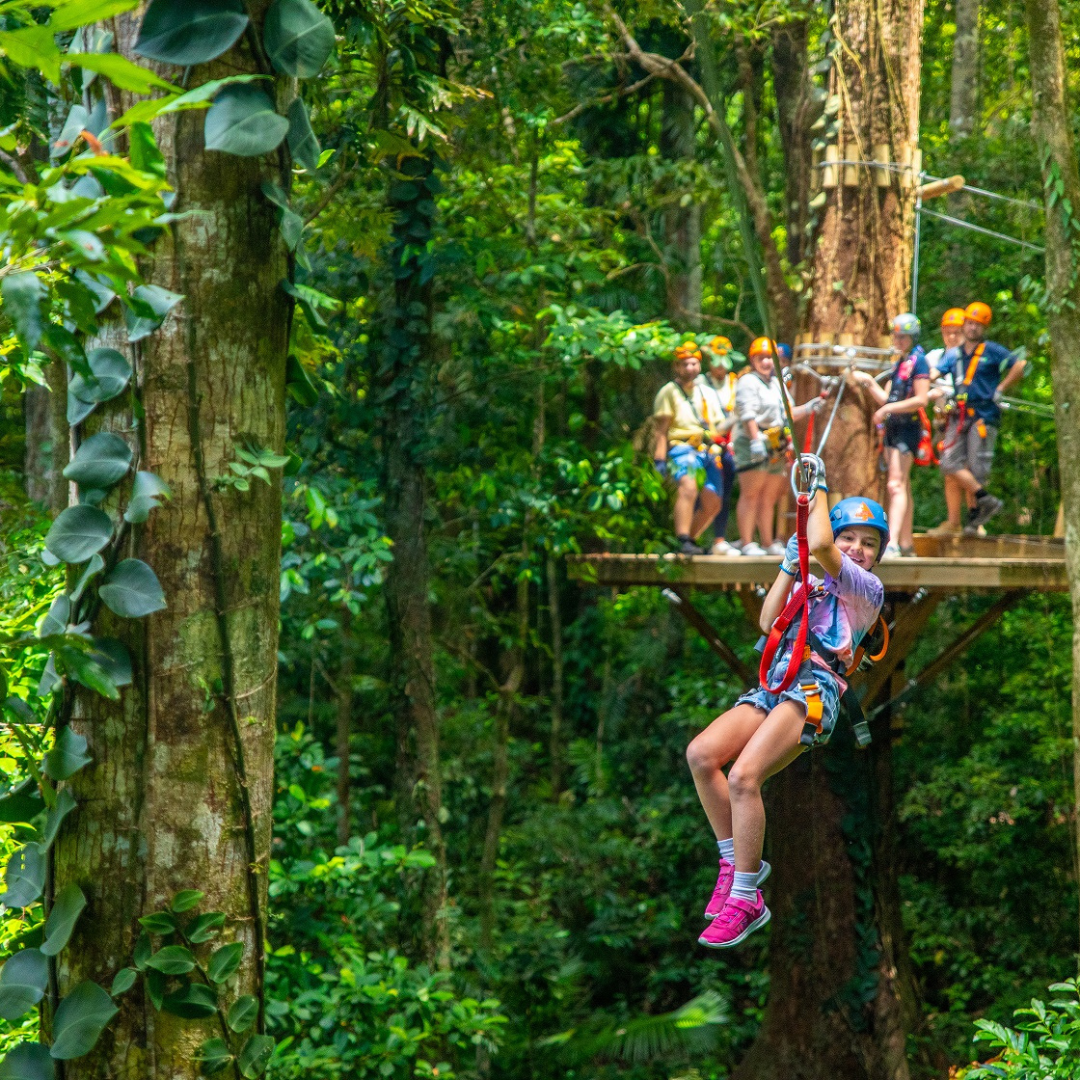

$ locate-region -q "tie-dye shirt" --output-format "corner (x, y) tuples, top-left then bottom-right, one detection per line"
(770, 553), (884, 688)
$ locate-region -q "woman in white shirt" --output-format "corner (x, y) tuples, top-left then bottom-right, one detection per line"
(733, 337), (822, 555)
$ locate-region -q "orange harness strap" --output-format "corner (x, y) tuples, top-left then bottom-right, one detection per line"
(759, 494), (812, 695)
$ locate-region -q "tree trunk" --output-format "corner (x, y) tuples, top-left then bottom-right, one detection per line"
(737, 3), (925, 1078)
(1024, 0), (1080, 951)
(23, 361), (68, 511)
(949, 0), (979, 138)
(336, 611), (354, 849)
(53, 9), (288, 1077)
(772, 18), (814, 268)
(660, 81), (703, 321)
(383, 151), (450, 972)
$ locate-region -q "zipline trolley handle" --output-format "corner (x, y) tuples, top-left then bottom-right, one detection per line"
(791, 453), (825, 501)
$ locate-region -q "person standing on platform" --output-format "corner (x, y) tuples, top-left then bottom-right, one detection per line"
(733, 337), (822, 556)
(849, 313), (930, 557)
(700, 336), (740, 555)
(935, 301), (1026, 535)
(926, 308), (973, 536)
(653, 342), (726, 555)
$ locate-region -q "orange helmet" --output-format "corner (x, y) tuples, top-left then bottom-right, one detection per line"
(748, 336), (776, 358)
(709, 335), (732, 355)
(673, 341), (702, 361)
(941, 308), (967, 328)
(964, 301), (992, 326)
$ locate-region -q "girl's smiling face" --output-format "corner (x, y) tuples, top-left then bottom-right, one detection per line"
(835, 525), (882, 568)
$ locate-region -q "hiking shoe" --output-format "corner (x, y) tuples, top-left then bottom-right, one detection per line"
(711, 539), (739, 556)
(964, 494), (1003, 534)
(765, 541), (786, 556)
(698, 892), (771, 949)
(881, 543), (902, 560)
(926, 520), (961, 537)
(705, 860), (771, 919)
(740, 542), (767, 556)
(900, 545), (916, 557)
(679, 539), (705, 555)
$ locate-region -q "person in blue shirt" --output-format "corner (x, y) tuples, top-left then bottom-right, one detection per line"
(849, 313), (930, 557)
(937, 302), (1026, 534)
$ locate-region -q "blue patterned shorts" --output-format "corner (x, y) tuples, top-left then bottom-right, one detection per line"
(734, 666), (842, 746)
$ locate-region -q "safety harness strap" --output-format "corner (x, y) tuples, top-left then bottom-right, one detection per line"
(758, 494), (811, 694)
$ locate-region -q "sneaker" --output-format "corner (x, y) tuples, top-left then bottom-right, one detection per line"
(679, 539), (705, 555)
(704, 859), (772, 919)
(900, 545), (916, 557)
(881, 543), (902, 560)
(711, 539), (738, 556)
(698, 892), (771, 949)
(963, 494), (1003, 534)
(926, 521), (962, 537)
(765, 541), (786, 557)
(740, 542), (767, 556)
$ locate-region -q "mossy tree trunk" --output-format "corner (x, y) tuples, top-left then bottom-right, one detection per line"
(52, 8), (289, 1077)
(1025, 0), (1080, 951)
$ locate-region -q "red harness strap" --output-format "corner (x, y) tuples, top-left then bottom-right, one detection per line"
(758, 493), (812, 694)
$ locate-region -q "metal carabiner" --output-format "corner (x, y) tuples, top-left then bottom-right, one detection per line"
(790, 452), (824, 501)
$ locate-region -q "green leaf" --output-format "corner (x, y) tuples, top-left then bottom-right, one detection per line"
(0, 845), (46, 909)
(70, 555), (105, 605)
(138, 911), (176, 935)
(132, 931), (152, 968)
(205, 85), (288, 157)
(124, 470), (173, 524)
(198, 1038), (233, 1075)
(128, 122), (166, 179)
(134, 0), (249, 66)
(1, 273), (46, 352)
(41, 790), (77, 850)
(38, 595), (71, 638)
(66, 53), (178, 93)
(186, 911), (225, 943)
(286, 97), (319, 172)
(49, 0), (140, 32)
(43, 728), (91, 782)
(40, 883), (86, 957)
(50, 981), (119, 1060)
(207, 941), (243, 983)
(88, 639), (132, 690)
(227, 995), (258, 1032)
(145, 969), (166, 1010)
(0, 26), (61, 83)
(98, 559), (166, 618)
(124, 284), (183, 343)
(264, 0), (334, 77)
(237, 1034), (274, 1078)
(69, 347), (132, 405)
(45, 506), (112, 565)
(285, 354), (318, 406)
(0, 1042), (55, 1080)
(161, 981), (217, 1019)
(52, 104), (90, 159)
(145, 945), (196, 975)
(63, 433), (133, 490)
(0, 950), (48, 1020)
(110, 968), (137, 996)
(171, 889), (204, 913)
(59, 646), (118, 700)
(0, 791), (44, 825)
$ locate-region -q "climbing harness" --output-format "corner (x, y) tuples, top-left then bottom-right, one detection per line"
(936, 342), (985, 454)
(913, 408), (938, 467)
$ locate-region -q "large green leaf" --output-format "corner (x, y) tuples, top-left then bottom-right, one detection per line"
(43, 727), (91, 782)
(63, 433), (133, 490)
(69, 348), (132, 405)
(66, 53), (177, 93)
(0, 950), (48, 1020)
(237, 1034), (274, 1079)
(124, 470), (172, 524)
(286, 97), (320, 173)
(89, 639), (132, 689)
(161, 981), (217, 1019)
(70, 554), (105, 605)
(185, 911), (225, 943)
(204, 86), (288, 157)
(145, 946), (196, 975)
(55, 647), (118, 700)
(207, 941), (243, 983)
(0, 1042), (55, 1080)
(98, 560), (166, 618)
(40, 883), (86, 957)
(51, 104), (89, 159)
(40, 790), (77, 850)
(198, 1038), (232, 1075)
(0, 788), (45, 826)
(0, 26), (61, 83)
(124, 284), (183, 343)
(227, 995), (258, 1032)
(109, 968), (137, 996)
(50, 982), (118, 1060)
(171, 889), (204, 913)
(1, 273), (46, 352)
(44, 506), (112, 565)
(264, 0), (333, 77)
(37, 595), (71, 639)
(0, 845), (45, 909)
(49, 0), (140, 33)
(134, 0), (249, 66)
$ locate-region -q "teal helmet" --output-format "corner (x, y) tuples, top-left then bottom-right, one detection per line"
(891, 312), (921, 341)
(829, 497), (889, 562)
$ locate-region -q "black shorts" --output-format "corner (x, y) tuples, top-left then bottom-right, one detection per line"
(884, 417), (922, 456)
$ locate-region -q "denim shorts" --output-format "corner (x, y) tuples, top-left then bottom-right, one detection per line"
(667, 443), (724, 495)
(734, 665), (842, 747)
(884, 417), (922, 456)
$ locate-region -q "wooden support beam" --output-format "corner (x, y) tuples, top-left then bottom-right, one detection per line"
(854, 591), (943, 708)
(664, 587), (755, 685)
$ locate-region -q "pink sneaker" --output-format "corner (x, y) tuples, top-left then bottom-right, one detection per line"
(698, 892), (770, 949)
(704, 860), (772, 919)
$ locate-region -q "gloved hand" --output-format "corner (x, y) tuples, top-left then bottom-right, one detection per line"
(781, 533), (801, 575)
(749, 437), (768, 464)
(993, 387), (1004, 404)
(654, 458), (667, 476)
(806, 395), (826, 414)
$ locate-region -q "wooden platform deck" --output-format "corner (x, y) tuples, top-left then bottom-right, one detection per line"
(567, 534), (1068, 593)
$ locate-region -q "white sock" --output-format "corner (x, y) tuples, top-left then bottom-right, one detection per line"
(717, 838), (735, 862)
(730, 871), (759, 904)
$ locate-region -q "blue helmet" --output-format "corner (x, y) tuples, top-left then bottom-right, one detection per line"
(776, 342), (793, 361)
(829, 497), (889, 561)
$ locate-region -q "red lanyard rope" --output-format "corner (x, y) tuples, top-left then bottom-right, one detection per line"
(758, 493), (812, 693)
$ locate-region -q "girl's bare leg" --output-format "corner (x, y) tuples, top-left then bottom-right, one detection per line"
(727, 700), (807, 872)
(686, 704), (768, 839)
(738, 470), (766, 546)
(757, 471), (789, 547)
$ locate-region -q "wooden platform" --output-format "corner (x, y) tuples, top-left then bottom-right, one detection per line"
(567, 534), (1068, 593)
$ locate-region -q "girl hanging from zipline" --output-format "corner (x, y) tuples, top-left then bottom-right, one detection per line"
(685, 454), (888, 948)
